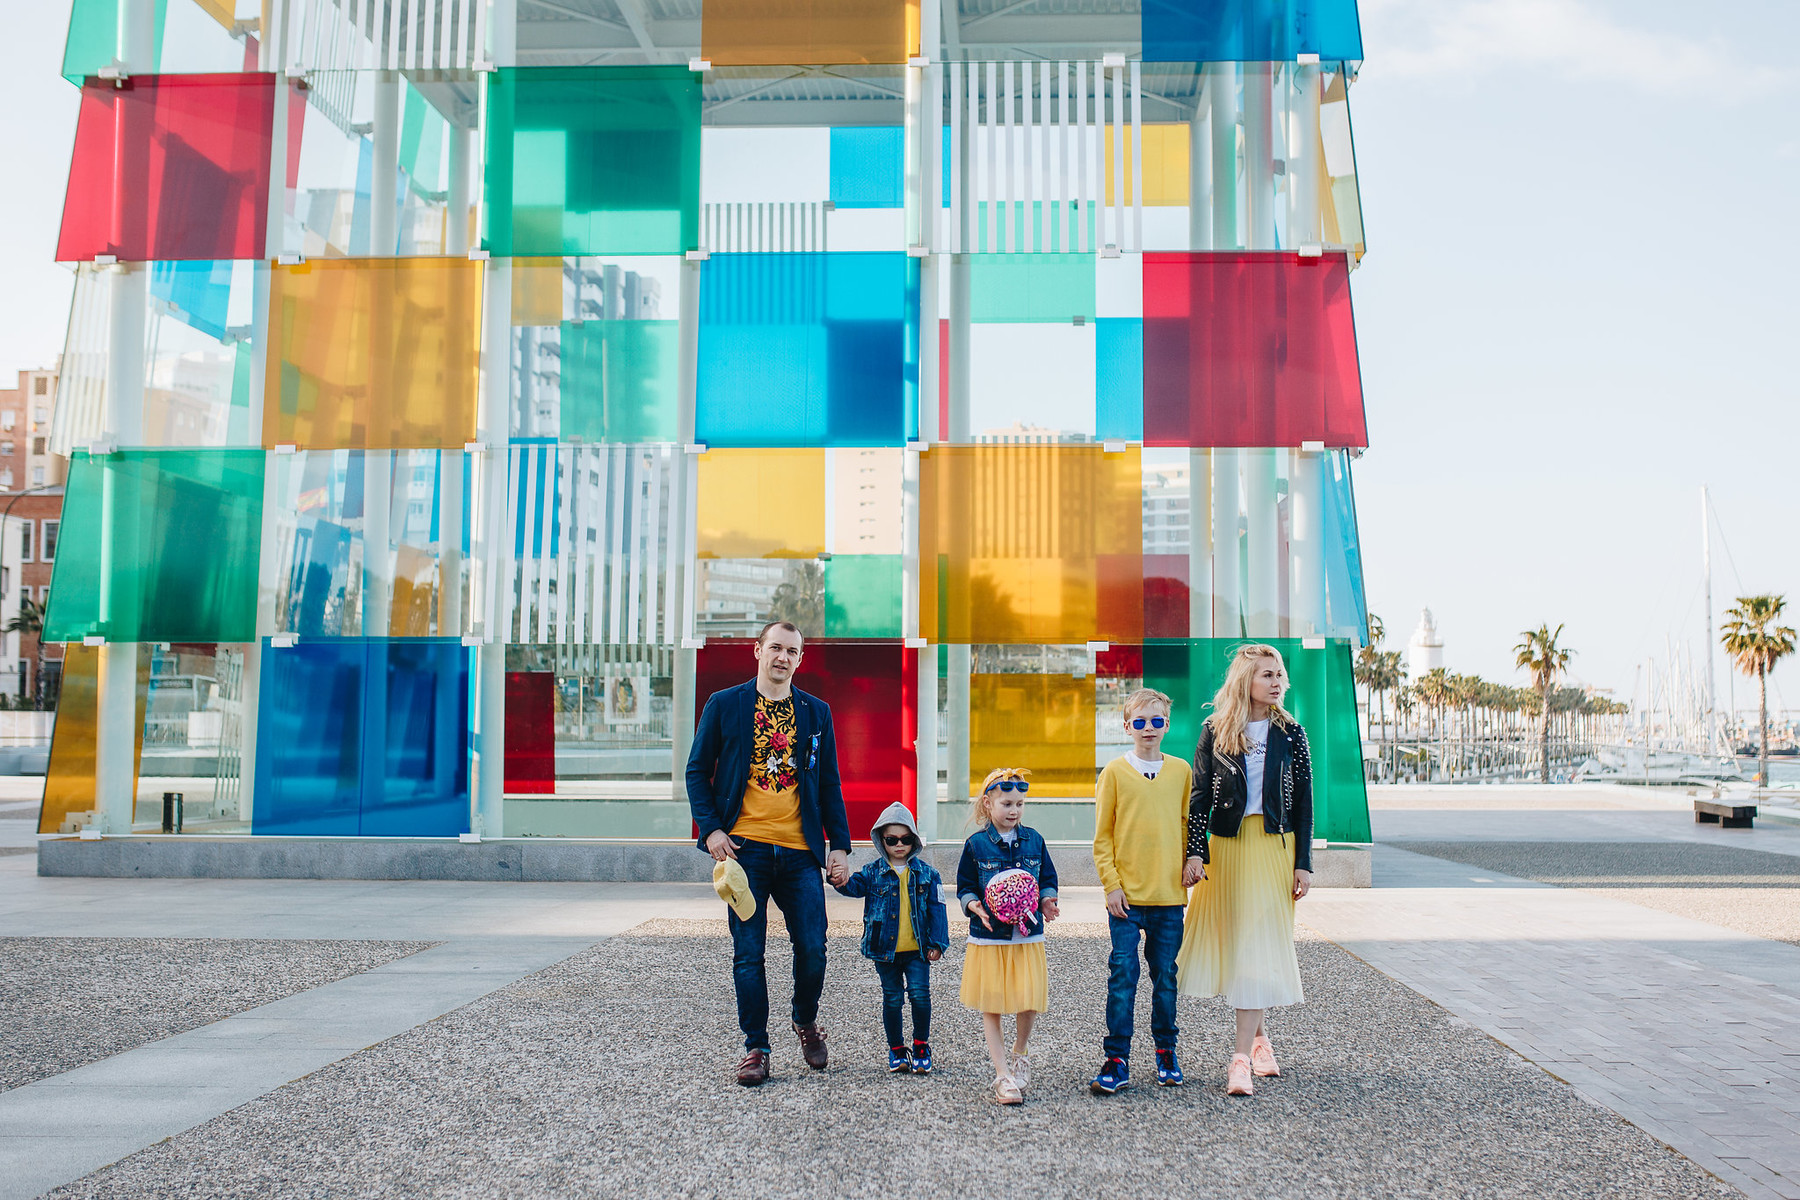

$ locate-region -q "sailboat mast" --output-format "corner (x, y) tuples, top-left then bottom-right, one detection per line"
(1702, 487), (1717, 755)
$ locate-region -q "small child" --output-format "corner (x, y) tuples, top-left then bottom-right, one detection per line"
(836, 802), (949, 1073)
(1090, 688), (1196, 1094)
(957, 767), (1060, 1106)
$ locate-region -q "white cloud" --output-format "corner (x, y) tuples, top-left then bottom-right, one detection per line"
(1360, 0), (1787, 100)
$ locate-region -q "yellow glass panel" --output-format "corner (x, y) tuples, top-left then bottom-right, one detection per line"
(696, 448), (827, 559)
(512, 257), (565, 326)
(1104, 124), (1190, 207)
(39, 645), (148, 835)
(391, 544), (437, 637)
(970, 673), (1096, 798)
(921, 445), (1143, 644)
(266, 258), (483, 449)
(702, 0), (920, 66)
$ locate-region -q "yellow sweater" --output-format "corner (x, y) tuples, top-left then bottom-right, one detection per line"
(1093, 755), (1193, 906)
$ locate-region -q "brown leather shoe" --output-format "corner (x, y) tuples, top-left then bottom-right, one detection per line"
(793, 1021), (828, 1070)
(736, 1049), (770, 1086)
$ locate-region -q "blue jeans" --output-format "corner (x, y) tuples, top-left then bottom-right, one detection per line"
(1104, 904), (1183, 1058)
(873, 951), (931, 1047)
(728, 839), (828, 1053)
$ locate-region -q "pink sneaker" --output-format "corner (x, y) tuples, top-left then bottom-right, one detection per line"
(1251, 1034), (1280, 1077)
(1226, 1053), (1253, 1096)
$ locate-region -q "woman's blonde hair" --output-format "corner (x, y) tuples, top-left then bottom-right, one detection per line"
(969, 767), (1031, 829)
(1207, 643), (1293, 756)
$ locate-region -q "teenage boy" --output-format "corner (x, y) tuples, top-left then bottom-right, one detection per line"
(1090, 688), (1194, 1094)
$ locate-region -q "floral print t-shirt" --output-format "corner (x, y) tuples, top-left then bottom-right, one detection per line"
(730, 694), (807, 850)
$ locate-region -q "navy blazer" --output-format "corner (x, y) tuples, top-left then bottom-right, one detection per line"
(685, 679), (852, 868)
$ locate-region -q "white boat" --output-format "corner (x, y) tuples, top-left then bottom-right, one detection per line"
(1574, 746), (1745, 785)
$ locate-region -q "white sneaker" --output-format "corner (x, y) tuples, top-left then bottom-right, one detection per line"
(1009, 1050), (1032, 1091)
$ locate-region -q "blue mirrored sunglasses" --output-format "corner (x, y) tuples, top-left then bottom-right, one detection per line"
(984, 779), (1030, 794)
(1130, 717), (1168, 730)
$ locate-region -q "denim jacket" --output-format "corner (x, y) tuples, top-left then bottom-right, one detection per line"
(838, 857), (951, 962)
(955, 825), (1059, 943)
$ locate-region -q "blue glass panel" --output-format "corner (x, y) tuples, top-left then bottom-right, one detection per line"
(830, 127), (904, 208)
(1323, 450), (1368, 641)
(1141, 0), (1364, 63)
(251, 639), (365, 835)
(697, 251), (918, 447)
(150, 260), (234, 340)
(1095, 318), (1143, 441)
(252, 638), (470, 836)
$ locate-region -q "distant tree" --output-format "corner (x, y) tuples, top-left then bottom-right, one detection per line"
(1721, 595), (1797, 792)
(1, 597), (44, 701)
(1515, 624), (1573, 783)
(769, 561), (825, 638)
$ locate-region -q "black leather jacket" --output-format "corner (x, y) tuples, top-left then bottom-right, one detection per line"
(1185, 716), (1315, 872)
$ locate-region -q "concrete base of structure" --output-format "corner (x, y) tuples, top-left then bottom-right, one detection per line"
(37, 837), (1373, 888)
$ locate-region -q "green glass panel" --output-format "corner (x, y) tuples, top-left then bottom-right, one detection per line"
(483, 66), (701, 257)
(62, 0), (169, 84)
(559, 319), (680, 442)
(43, 449), (265, 644)
(823, 555), (902, 637)
(1142, 638), (1371, 845)
(971, 253), (1096, 323)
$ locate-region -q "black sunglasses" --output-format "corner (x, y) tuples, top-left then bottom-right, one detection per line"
(984, 779), (1029, 794)
(881, 834), (916, 846)
(1130, 717), (1168, 730)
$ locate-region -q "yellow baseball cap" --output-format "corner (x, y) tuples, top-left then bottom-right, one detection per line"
(713, 858), (756, 921)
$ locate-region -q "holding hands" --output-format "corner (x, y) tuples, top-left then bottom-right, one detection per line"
(1182, 856), (1207, 887)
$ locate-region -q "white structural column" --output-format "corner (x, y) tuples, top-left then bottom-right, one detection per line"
(446, 126), (473, 256)
(363, 73), (402, 637)
(1186, 75), (1214, 637)
(1210, 448), (1240, 638)
(944, 88), (973, 814)
(474, 262), (512, 836)
(437, 125), (468, 637)
(1239, 63), (1279, 636)
(1206, 63), (1238, 252)
(910, 18), (942, 839)
(671, 257), (701, 799)
(94, 0), (157, 835)
(1285, 66), (1325, 637)
(1205, 64), (1241, 640)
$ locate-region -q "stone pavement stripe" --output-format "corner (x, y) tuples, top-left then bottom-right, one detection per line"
(1301, 844), (1800, 1200)
(0, 935), (597, 1200)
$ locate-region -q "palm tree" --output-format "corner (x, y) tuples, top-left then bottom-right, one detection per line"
(1413, 667), (1455, 780)
(1, 597), (44, 702)
(1515, 624), (1573, 783)
(1721, 595), (1797, 793)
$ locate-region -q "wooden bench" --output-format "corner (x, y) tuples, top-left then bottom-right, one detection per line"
(1694, 799), (1757, 829)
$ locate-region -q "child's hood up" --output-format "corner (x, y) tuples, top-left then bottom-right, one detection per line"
(869, 801), (923, 859)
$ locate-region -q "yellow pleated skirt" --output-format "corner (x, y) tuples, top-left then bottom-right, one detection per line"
(1177, 819), (1305, 1009)
(959, 941), (1049, 1015)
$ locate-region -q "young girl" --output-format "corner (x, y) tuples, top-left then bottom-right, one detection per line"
(1177, 643), (1314, 1097)
(957, 767), (1060, 1105)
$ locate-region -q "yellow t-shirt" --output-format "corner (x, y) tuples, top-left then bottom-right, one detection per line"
(1092, 754), (1193, 906)
(893, 862), (918, 952)
(730, 694), (807, 851)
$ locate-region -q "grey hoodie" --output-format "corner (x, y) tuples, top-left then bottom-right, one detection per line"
(869, 801), (923, 858)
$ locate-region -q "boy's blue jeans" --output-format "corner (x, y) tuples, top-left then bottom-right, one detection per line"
(1104, 904), (1183, 1058)
(873, 951), (931, 1047)
(727, 839), (828, 1053)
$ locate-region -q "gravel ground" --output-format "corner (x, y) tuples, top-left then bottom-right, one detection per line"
(0, 938), (436, 1090)
(49, 921), (1729, 1200)
(1398, 840), (1800, 946)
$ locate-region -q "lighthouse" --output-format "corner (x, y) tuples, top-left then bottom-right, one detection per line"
(1409, 609), (1445, 681)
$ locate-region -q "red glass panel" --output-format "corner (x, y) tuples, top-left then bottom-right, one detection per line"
(1142, 252), (1366, 449)
(1143, 553), (1190, 638)
(505, 671), (556, 795)
(1095, 645), (1143, 678)
(695, 641), (914, 839)
(57, 74), (277, 263)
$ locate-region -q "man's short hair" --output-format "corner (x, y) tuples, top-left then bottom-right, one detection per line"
(756, 620), (804, 647)
(1123, 687), (1172, 717)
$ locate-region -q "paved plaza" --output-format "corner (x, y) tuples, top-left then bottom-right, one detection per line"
(1, 785), (1797, 1197)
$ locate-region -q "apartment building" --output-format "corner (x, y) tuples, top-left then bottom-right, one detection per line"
(0, 366), (66, 699)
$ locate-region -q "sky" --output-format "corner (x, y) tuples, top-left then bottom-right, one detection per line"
(3, 0), (1796, 711)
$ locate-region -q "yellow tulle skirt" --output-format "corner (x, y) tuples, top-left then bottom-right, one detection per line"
(959, 941), (1049, 1014)
(1177, 819), (1305, 1009)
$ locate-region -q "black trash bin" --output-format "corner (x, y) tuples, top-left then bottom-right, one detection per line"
(161, 792), (183, 834)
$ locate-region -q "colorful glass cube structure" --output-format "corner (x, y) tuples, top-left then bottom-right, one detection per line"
(43, 0), (1373, 849)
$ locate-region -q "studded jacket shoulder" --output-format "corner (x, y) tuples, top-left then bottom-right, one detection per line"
(1185, 716), (1315, 872)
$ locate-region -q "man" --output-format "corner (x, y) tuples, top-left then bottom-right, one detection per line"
(687, 621), (851, 1086)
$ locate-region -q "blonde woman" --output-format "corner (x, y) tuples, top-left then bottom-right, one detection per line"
(1176, 643), (1314, 1096)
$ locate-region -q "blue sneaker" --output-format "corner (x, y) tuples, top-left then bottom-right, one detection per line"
(911, 1041), (933, 1074)
(1156, 1048), (1184, 1086)
(887, 1046), (912, 1073)
(1090, 1056), (1130, 1094)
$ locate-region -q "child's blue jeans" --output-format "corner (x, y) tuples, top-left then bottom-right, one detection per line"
(874, 951), (931, 1046)
(1104, 904), (1183, 1058)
